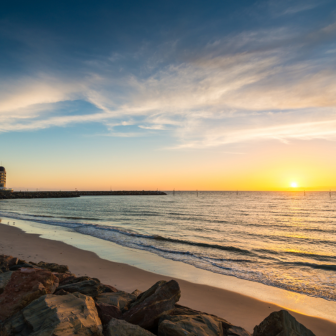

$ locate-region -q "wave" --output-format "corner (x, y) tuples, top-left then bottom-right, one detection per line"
(0, 210), (253, 256)
(283, 262), (336, 271)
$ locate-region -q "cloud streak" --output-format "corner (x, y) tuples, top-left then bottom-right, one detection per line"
(1, 18), (336, 149)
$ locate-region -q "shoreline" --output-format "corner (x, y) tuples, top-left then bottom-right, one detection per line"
(0, 221), (335, 335)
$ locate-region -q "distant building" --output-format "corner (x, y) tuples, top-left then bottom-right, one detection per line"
(0, 166), (6, 189)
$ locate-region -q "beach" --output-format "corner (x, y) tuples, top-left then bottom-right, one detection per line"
(1, 222), (335, 335)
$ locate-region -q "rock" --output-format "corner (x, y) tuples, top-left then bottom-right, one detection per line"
(0, 255), (18, 268)
(95, 291), (136, 311)
(123, 280), (181, 330)
(132, 289), (143, 297)
(105, 318), (155, 336)
(102, 284), (118, 293)
(253, 310), (315, 336)
(2, 292), (103, 335)
(158, 314), (223, 336)
(129, 280), (166, 309)
(163, 304), (251, 336)
(59, 275), (92, 286)
(0, 268), (59, 321)
(0, 271), (13, 294)
(54, 288), (69, 295)
(57, 279), (103, 297)
(9, 263), (35, 271)
(95, 302), (122, 325)
(37, 261), (69, 273)
(53, 272), (74, 283)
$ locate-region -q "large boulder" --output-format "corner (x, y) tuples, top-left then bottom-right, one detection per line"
(95, 302), (123, 325)
(2, 292), (103, 335)
(0, 271), (13, 294)
(95, 291), (136, 311)
(36, 261), (69, 273)
(158, 314), (223, 336)
(253, 310), (315, 336)
(0, 268), (59, 321)
(57, 279), (103, 297)
(166, 304), (251, 336)
(105, 318), (156, 336)
(123, 280), (181, 330)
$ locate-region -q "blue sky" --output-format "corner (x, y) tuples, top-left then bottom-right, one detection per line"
(1, 0), (336, 190)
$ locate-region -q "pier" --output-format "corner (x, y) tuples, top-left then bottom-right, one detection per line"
(0, 190), (166, 199)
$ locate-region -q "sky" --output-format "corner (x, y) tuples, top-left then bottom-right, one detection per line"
(1, 0), (336, 191)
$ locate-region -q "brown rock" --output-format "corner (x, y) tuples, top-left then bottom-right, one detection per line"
(0, 255), (18, 268)
(123, 280), (181, 330)
(95, 302), (122, 325)
(53, 272), (74, 283)
(132, 289), (143, 297)
(95, 291), (136, 311)
(0, 268), (59, 321)
(253, 310), (315, 336)
(162, 304), (251, 336)
(2, 292), (103, 335)
(158, 314), (223, 336)
(105, 318), (155, 336)
(37, 261), (69, 273)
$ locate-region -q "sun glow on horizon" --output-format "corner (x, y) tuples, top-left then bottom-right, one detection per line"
(291, 182), (298, 188)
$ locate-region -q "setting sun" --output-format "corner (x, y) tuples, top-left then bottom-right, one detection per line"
(291, 182), (298, 188)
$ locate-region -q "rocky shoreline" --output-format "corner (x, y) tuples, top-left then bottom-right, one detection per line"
(0, 254), (315, 336)
(0, 190), (166, 199)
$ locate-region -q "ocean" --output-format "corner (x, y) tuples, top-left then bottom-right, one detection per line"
(0, 191), (335, 301)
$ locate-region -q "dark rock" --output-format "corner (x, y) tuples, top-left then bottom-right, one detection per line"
(95, 291), (136, 311)
(105, 318), (155, 336)
(57, 279), (103, 297)
(9, 263), (35, 271)
(2, 292), (103, 335)
(59, 275), (93, 286)
(253, 310), (315, 336)
(36, 261), (69, 273)
(95, 302), (122, 325)
(54, 289), (69, 295)
(123, 280), (181, 330)
(0, 268), (59, 321)
(158, 314), (223, 336)
(101, 284), (118, 293)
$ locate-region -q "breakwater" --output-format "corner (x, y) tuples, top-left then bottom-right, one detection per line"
(0, 191), (166, 199)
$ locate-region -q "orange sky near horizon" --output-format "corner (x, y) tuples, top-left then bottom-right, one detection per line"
(4, 138), (336, 192)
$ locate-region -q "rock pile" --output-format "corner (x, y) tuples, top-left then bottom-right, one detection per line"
(0, 254), (316, 336)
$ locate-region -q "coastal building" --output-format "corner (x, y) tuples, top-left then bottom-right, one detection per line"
(0, 166), (6, 189)
(0, 166), (12, 191)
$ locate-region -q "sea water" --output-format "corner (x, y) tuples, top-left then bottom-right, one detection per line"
(0, 191), (335, 301)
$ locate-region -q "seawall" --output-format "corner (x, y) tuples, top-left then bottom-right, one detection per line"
(0, 190), (166, 199)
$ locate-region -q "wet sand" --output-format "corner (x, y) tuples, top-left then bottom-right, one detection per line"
(0, 223), (335, 335)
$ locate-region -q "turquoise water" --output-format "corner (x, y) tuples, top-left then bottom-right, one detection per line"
(0, 191), (335, 301)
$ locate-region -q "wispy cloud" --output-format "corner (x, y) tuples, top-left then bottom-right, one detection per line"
(1, 19), (336, 148)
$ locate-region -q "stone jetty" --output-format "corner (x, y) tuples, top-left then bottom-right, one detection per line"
(0, 254), (316, 336)
(0, 190), (166, 199)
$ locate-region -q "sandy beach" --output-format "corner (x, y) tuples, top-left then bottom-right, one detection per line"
(0, 222), (335, 335)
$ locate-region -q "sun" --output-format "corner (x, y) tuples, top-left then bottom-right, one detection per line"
(291, 182), (298, 188)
